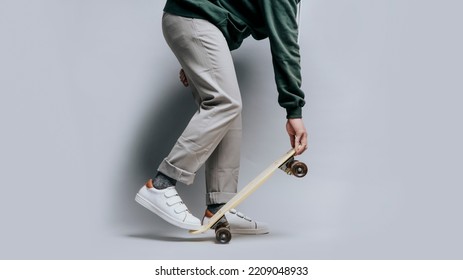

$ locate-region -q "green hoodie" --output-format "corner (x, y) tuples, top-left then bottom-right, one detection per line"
(164, 0), (305, 119)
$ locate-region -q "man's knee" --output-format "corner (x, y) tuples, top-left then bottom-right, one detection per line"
(228, 98), (242, 117)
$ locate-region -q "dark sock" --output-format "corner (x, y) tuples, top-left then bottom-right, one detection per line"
(207, 203), (225, 214)
(153, 172), (177, 190)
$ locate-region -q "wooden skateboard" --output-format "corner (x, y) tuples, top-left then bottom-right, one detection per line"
(189, 149), (308, 243)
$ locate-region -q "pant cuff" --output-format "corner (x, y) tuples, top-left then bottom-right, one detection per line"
(206, 192), (236, 205)
(158, 158), (195, 185)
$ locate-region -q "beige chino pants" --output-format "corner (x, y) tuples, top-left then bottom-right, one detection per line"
(158, 13), (242, 205)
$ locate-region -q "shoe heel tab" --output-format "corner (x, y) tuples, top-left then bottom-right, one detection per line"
(146, 179), (154, 189)
(204, 209), (214, 218)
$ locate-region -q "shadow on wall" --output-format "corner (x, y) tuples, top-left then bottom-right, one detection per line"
(110, 81), (198, 233)
(110, 57), (255, 235)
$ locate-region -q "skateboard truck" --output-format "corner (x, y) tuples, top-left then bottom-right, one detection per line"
(279, 157), (308, 178)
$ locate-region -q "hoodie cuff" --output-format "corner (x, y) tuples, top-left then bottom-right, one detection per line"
(286, 107), (302, 119)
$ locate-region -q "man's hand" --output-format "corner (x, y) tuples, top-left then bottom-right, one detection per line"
(286, 118), (308, 155)
(179, 69), (189, 87)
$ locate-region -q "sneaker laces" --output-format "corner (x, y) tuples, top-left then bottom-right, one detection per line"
(164, 188), (189, 214)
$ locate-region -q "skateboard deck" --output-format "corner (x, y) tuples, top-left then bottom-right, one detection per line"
(189, 149), (307, 242)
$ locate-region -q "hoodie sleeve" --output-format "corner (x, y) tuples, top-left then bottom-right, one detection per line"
(259, 0), (305, 119)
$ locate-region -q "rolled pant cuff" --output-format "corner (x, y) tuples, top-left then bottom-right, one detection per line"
(206, 192), (237, 205)
(158, 158), (195, 185)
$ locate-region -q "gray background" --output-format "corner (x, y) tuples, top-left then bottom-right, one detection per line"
(1, 0), (462, 259)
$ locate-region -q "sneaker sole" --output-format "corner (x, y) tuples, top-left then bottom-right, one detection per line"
(135, 193), (200, 230)
(230, 228), (270, 235)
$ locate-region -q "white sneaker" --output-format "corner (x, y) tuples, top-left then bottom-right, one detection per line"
(135, 179), (201, 230)
(202, 209), (269, 235)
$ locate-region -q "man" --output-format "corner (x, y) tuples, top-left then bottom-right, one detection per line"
(135, 0), (307, 235)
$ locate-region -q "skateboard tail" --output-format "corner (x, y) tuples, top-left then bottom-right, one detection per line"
(189, 149), (296, 235)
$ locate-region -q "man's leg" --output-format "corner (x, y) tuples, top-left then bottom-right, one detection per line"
(136, 13), (241, 230)
(205, 113), (241, 206)
(158, 13), (242, 185)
